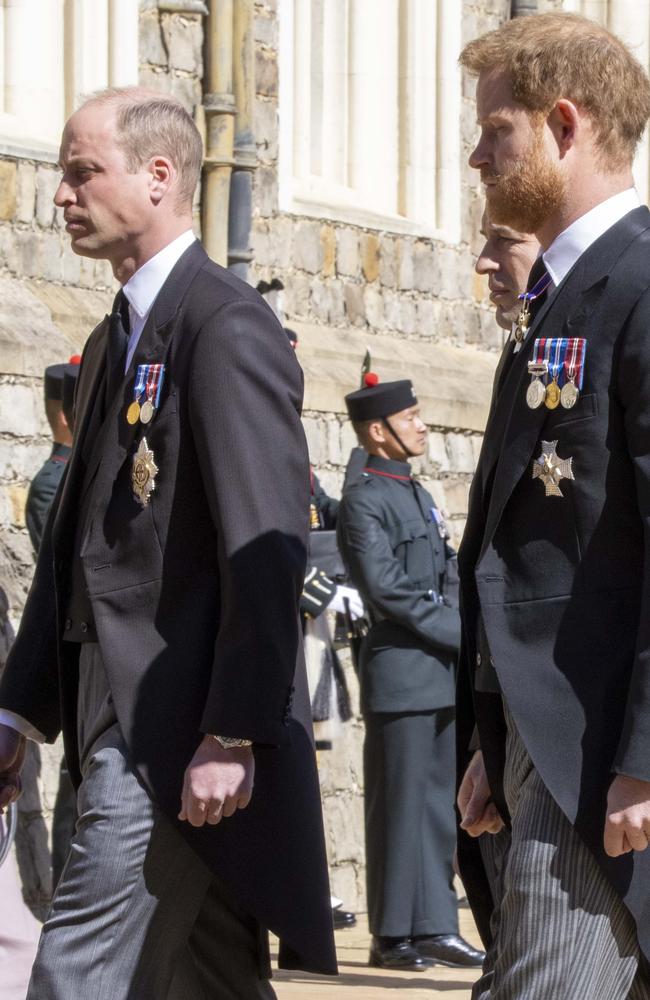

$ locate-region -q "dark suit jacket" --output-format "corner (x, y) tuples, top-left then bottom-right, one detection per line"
(337, 454), (460, 714)
(457, 206), (650, 959)
(0, 241), (336, 975)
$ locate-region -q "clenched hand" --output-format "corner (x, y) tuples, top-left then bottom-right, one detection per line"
(0, 723), (26, 814)
(457, 750), (504, 837)
(604, 774), (650, 857)
(179, 736), (254, 827)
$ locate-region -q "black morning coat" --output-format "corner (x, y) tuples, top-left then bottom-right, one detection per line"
(456, 205), (650, 962)
(0, 241), (337, 975)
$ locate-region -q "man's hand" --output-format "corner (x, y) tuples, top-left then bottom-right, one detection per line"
(457, 750), (504, 837)
(179, 736), (254, 828)
(604, 774), (650, 857)
(0, 723), (26, 814)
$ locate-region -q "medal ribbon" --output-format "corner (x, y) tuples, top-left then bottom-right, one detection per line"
(518, 270), (552, 307)
(563, 337), (587, 390)
(144, 364), (165, 408)
(548, 336), (566, 384)
(133, 365), (148, 403)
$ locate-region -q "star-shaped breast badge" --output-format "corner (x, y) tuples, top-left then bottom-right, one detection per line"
(132, 437), (159, 508)
(532, 440), (574, 497)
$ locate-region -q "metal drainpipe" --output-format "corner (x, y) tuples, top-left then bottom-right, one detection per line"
(510, 0), (538, 15)
(202, 0), (236, 266)
(228, 0), (257, 281)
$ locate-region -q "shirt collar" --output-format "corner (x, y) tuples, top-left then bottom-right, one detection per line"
(542, 188), (641, 289)
(364, 454), (412, 482)
(122, 229), (196, 319)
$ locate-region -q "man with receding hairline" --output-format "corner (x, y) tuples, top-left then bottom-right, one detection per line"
(0, 87), (335, 998)
(475, 208), (540, 335)
(456, 12), (650, 999)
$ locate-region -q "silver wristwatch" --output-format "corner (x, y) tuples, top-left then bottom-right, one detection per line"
(209, 735), (253, 749)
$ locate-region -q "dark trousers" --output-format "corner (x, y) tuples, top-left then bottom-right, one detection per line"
(363, 707), (458, 938)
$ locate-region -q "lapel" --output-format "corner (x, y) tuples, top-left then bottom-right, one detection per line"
(477, 205), (650, 565)
(85, 240), (209, 506)
(52, 316), (110, 548)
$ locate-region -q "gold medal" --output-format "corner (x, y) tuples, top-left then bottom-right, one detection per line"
(545, 378), (561, 410)
(132, 437), (158, 507)
(126, 401), (141, 425)
(140, 399), (155, 424)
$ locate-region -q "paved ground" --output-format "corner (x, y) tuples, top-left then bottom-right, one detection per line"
(272, 909), (482, 1000)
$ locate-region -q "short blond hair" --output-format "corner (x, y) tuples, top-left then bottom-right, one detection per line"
(80, 87), (203, 208)
(460, 12), (650, 169)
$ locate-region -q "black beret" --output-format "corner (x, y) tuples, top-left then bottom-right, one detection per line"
(345, 377), (417, 422)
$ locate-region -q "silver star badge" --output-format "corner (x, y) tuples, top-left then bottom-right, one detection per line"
(132, 437), (159, 508)
(532, 440), (574, 497)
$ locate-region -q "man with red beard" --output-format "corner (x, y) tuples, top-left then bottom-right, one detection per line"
(456, 13), (650, 999)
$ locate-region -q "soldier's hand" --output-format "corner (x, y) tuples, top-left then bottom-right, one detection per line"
(178, 737), (254, 828)
(604, 774), (650, 857)
(458, 750), (504, 837)
(0, 723), (26, 814)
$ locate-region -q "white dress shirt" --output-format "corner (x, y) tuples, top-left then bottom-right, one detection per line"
(123, 228), (196, 370)
(0, 230), (196, 743)
(542, 187), (641, 291)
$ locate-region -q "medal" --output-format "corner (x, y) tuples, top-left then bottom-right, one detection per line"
(545, 337), (563, 410)
(545, 378), (561, 409)
(128, 363), (165, 426)
(132, 437), (159, 507)
(514, 268), (552, 353)
(532, 440), (574, 497)
(560, 338), (586, 409)
(430, 506), (449, 540)
(126, 364), (148, 426)
(560, 378), (579, 409)
(530, 336), (588, 413)
(512, 301), (530, 353)
(140, 399), (155, 424)
(526, 361), (548, 410)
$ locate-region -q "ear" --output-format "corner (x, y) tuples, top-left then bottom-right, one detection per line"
(148, 156), (174, 205)
(546, 99), (580, 158)
(367, 419), (386, 446)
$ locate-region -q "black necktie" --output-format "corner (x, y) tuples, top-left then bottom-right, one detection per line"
(104, 290), (130, 412)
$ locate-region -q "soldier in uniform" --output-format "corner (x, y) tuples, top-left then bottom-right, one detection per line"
(25, 359), (80, 554)
(337, 373), (484, 971)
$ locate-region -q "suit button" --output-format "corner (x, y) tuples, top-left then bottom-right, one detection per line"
(80, 622), (88, 633)
(65, 618), (72, 631)
(476, 652), (482, 667)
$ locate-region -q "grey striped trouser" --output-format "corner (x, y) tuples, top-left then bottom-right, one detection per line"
(473, 703), (650, 1000)
(27, 643), (275, 1000)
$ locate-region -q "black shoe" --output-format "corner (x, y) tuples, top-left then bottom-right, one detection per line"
(332, 908), (357, 929)
(369, 936), (428, 971)
(414, 933), (485, 968)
